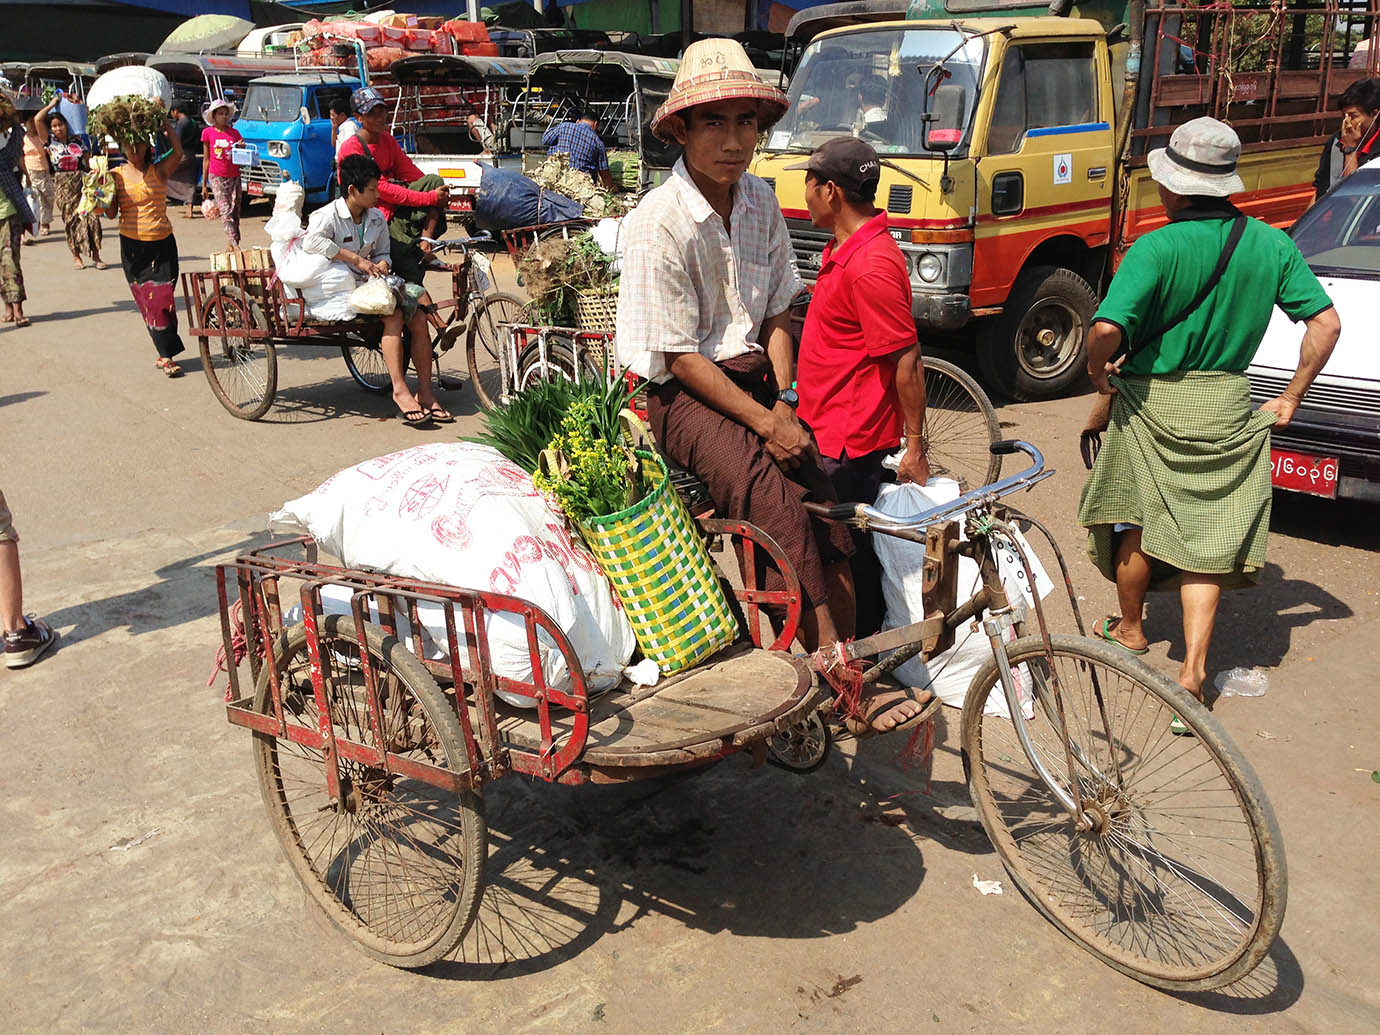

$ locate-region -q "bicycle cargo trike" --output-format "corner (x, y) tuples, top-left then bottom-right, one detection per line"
(213, 441), (1285, 989)
(182, 235), (505, 421)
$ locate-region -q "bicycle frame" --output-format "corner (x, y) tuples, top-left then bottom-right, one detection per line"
(819, 440), (1114, 831)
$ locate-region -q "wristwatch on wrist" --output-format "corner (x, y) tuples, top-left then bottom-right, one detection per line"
(776, 388), (799, 408)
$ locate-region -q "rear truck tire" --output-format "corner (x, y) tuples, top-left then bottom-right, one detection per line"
(977, 266), (1097, 402)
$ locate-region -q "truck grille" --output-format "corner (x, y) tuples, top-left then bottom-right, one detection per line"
(786, 220), (831, 282)
(1248, 370), (1380, 416)
(887, 184), (913, 213)
(241, 161), (284, 189)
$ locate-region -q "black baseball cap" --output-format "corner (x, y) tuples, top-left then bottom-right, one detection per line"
(786, 136), (881, 197)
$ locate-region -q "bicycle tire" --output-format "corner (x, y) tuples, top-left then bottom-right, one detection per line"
(465, 291), (529, 410)
(252, 616), (487, 969)
(340, 340), (393, 393)
(198, 287), (277, 421)
(921, 356), (1002, 491)
(960, 633), (1285, 990)
(514, 336), (602, 393)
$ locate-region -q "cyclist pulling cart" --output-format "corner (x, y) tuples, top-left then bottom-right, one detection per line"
(214, 439), (1285, 990)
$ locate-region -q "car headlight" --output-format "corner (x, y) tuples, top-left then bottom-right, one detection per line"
(916, 252), (942, 283)
(266, 141), (290, 158)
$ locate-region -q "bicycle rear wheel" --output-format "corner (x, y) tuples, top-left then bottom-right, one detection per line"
(960, 634), (1285, 991)
(253, 615), (487, 969)
(921, 356), (1001, 491)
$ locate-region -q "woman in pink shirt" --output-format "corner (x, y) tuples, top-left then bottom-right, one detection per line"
(199, 98), (243, 246)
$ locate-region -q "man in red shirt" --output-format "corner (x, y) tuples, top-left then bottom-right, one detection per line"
(337, 87), (451, 288)
(792, 137), (930, 646)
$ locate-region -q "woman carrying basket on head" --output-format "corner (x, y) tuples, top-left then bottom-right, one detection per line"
(47, 110), (106, 269)
(101, 103), (188, 377)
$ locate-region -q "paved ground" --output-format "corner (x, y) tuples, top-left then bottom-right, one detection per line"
(1, 211), (1376, 1033)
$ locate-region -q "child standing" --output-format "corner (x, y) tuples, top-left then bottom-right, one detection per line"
(200, 98), (243, 247)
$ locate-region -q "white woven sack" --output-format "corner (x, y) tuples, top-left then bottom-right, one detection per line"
(87, 66), (172, 110)
(269, 443), (636, 703)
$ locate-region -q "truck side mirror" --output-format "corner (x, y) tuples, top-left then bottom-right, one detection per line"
(300, 106), (311, 124)
(925, 84), (967, 152)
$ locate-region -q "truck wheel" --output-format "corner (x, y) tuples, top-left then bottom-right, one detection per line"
(978, 266), (1096, 401)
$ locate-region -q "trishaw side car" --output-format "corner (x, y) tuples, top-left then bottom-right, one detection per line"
(215, 442), (1286, 989)
(181, 236), (500, 420)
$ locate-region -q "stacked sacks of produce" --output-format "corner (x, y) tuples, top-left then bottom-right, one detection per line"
(269, 441), (637, 704)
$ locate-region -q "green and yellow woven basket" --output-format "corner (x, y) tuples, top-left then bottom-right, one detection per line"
(579, 450), (738, 674)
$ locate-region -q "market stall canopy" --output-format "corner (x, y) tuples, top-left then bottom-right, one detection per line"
(158, 15), (255, 55)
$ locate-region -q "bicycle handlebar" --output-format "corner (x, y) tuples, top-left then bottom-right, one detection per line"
(813, 440), (1050, 533)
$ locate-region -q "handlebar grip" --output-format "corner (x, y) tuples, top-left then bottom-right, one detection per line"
(989, 439), (1024, 455)
(826, 503), (860, 520)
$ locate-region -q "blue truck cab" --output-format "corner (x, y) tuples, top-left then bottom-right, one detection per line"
(236, 72), (359, 205)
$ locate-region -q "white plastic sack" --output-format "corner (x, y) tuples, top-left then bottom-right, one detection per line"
(349, 277), (396, 316)
(302, 263), (360, 322)
(268, 443), (636, 704)
(87, 66), (172, 110)
(273, 180), (306, 216)
(872, 479), (1053, 718)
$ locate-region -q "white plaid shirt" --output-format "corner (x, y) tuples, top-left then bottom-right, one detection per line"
(615, 158), (802, 383)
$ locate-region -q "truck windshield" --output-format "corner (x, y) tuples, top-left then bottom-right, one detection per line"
(767, 28), (983, 156)
(242, 84), (305, 122)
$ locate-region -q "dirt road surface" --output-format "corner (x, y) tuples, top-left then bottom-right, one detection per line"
(1, 212), (1376, 1032)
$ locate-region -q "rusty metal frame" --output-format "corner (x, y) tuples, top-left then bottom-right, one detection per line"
(1136, 1), (1380, 156)
(218, 516), (805, 790)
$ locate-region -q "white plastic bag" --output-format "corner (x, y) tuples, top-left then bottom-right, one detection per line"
(872, 480), (1052, 717)
(268, 444), (636, 703)
(348, 277), (396, 316)
(302, 263), (361, 322)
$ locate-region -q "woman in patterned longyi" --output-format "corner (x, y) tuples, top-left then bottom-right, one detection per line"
(105, 114), (187, 377)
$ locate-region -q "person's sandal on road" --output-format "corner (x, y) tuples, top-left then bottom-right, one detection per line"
(4, 615), (58, 668)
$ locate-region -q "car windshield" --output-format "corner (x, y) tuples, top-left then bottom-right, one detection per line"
(242, 84), (304, 122)
(1291, 174), (1380, 278)
(766, 28), (984, 155)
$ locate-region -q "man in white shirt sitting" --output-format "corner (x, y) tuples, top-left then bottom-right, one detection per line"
(302, 154), (452, 426)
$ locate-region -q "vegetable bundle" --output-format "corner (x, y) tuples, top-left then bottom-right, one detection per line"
(88, 95), (167, 153)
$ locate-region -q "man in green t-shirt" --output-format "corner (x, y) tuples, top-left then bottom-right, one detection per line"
(1076, 117), (1341, 727)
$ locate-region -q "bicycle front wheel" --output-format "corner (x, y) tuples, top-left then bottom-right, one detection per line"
(960, 634), (1285, 991)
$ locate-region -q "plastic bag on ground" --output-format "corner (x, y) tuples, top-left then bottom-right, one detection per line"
(872, 479), (1053, 717)
(268, 443), (636, 703)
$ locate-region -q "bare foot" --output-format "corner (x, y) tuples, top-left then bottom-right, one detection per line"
(72, 255), (85, 269)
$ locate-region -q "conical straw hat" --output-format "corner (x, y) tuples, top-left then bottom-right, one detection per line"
(651, 38), (789, 142)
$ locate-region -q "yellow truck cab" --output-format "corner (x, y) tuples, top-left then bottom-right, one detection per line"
(752, 0), (1377, 399)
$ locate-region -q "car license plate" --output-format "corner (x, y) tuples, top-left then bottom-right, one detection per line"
(246, 182), (263, 196)
(448, 196), (474, 213)
(1270, 448), (1338, 498)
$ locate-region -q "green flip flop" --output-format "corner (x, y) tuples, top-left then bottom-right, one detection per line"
(1097, 617), (1149, 655)
(1169, 712), (1194, 736)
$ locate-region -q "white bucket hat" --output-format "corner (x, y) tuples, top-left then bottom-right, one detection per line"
(651, 38), (788, 142)
(204, 96), (238, 121)
(1147, 117), (1244, 197)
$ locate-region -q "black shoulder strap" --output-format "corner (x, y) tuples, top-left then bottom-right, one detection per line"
(1126, 213), (1247, 356)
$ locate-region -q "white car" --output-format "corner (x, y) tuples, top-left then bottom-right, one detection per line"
(1248, 163), (1380, 502)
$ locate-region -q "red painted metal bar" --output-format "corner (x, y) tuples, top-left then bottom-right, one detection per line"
(698, 518), (801, 652)
(299, 582), (344, 805)
(349, 592), (391, 772)
(214, 565), (242, 702)
(443, 602), (487, 780)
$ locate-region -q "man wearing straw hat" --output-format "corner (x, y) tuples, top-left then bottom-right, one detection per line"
(1077, 117), (1340, 730)
(615, 40), (931, 734)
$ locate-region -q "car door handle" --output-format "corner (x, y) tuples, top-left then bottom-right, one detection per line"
(1087, 167), (1107, 179)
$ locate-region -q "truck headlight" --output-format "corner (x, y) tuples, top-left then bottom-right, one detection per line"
(266, 141), (289, 159)
(916, 252), (942, 283)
